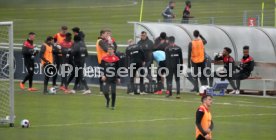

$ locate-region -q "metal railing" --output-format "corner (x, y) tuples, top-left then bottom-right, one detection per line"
(158, 10), (276, 27)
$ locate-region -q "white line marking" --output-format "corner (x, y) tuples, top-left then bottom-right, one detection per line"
(236, 100), (254, 104)
(114, 95), (276, 109)
(32, 113), (276, 128)
(3, 3), (137, 10)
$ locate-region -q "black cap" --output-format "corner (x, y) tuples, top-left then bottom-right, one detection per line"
(72, 27), (80, 33)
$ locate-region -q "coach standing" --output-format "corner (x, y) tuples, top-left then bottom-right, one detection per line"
(165, 36), (183, 98)
(20, 32), (39, 91)
(188, 30), (208, 92)
(137, 31), (154, 90)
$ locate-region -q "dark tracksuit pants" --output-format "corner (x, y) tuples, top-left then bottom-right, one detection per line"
(43, 63), (56, 93)
(186, 72), (196, 90)
(99, 64), (104, 92)
(73, 64), (89, 91)
(233, 72), (250, 90)
(60, 56), (73, 88)
(61, 64), (69, 88)
(192, 62), (208, 91)
(143, 60), (153, 82)
(182, 17), (189, 23)
(65, 62), (75, 89)
(196, 135), (206, 140)
(52, 56), (62, 86)
(166, 67), (180, 95)
(129, 62), (144, 93)
(103, 81), (116, 107)
(140, 61), (153, 93)
(157, 60), (166, 91)
(22, 57), (34, 88)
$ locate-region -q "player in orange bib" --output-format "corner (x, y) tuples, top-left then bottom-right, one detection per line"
(195, 95), (214, 140)
(40, 36), (55, 94)
(188, 30), (208, 92)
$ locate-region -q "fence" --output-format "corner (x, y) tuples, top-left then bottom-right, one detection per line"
(158, 10), (275, 27)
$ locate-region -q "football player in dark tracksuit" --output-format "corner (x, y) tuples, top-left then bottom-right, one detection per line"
(53, 26), (67, 88)
(59, 33), (73, 91)
(69, 35), (91, 95)
(52, 41), (63, 88)
(137, 31), (154, 92)
(154, 32), (168, 51)
(20, 32), (39, 91)
(165, 36), (183, 98)
(232, 46), (254, 94)
(101, 46), (120, 110)
(125, 40), (145, 94)
(72, 27), (85, 42)
(153, 50), (166, 95)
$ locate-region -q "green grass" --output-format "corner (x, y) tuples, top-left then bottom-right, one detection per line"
(0, 0), (275, 44)
(0, 82), (276, 140)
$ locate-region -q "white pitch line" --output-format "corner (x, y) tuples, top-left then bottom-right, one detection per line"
(3, 3), (137, 10)
(31, 113), (276, 128)
(114, 95), (276, 109)
(236, 100), (254, 104)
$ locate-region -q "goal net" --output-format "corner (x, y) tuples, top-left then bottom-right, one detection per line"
(0, 21), (14, 127)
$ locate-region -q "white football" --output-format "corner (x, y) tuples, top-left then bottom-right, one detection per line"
(21, 119), (30, 128)
(49, 87), (57, 94)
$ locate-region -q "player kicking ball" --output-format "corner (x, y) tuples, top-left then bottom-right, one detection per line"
(100, 46), (120, 110)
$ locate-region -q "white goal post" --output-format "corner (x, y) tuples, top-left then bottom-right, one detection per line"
(0, 21), (14, 127)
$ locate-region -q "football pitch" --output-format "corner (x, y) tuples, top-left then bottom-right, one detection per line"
(0, 82), (276, 140)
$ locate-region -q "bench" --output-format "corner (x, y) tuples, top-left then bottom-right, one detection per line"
(243, 76), (276, 96)
(212, 61), (276, 96)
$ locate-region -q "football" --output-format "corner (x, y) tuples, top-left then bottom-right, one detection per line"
(21, 119), (30, 128)
(48, 87), (57, 94)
